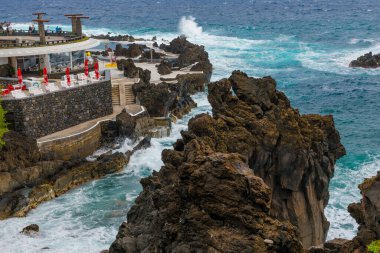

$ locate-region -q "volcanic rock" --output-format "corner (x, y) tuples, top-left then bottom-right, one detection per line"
(21, 224), (39, 235)
(349, 52), (380, 68)
(160, 36), (213, 80)
(115, 43), (146, 58)
(117, 59), (151, 84)
(157, 60), (172, 75)
(109, 71), (345, 252)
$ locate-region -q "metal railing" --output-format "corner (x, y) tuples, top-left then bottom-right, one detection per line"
(0, 30), (86, 48)
(0, 29), (72, 37)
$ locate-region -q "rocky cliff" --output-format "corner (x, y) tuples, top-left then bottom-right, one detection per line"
(109, 71), (345, 252)
(349, 52), (380, 68)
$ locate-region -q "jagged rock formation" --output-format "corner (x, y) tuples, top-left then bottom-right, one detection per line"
(157, 60), (172, 75)
(160, 36), (213, 80)
(115, 43), (147, 58)
(140, 49), (164, 60)
(0, 131), (150, 219)
(117, 59), (151, 84)
(109, 71), (345, 252)
(349, 52), (380, 68)
(91, 34), (136, 42)
(132, 81), (196, 118)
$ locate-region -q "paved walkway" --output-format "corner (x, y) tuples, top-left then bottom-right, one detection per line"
(37, 105), (124, 144)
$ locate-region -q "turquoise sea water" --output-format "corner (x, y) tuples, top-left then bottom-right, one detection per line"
(0, 1), (379, 252)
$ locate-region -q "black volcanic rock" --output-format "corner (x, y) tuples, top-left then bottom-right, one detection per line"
(157, 60), (172, 75)
(160, 36), (213, 80)
(349, 52), (380, 68)
(109, 71), (345, 252)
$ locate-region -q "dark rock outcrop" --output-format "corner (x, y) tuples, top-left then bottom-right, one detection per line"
(115, 43), (146, 58)
(91, 34), (135, 42)
(160, 36), (213, 81)
(157, 60), (172, 75)
(21, 224), (39, 235)
(349, 52), (380, 68)
(110, 71), (345, 252)
(117, 59), (151, 84)
(140, 49), (164, 60)
(133, 77), (198, 118)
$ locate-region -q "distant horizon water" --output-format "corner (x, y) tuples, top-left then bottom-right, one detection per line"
(0, 1), (379, 252)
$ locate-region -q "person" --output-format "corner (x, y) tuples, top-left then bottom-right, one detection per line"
(31, 25), (36, 34)
(55, 26), (59, 34)
(28, 25), (32, 35)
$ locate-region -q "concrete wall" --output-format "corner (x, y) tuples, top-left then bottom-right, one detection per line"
(1, 80), (113, 138)
(38, 121), (102, 160)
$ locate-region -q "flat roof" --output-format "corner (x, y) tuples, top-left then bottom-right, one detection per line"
(0, 38), (99, 58)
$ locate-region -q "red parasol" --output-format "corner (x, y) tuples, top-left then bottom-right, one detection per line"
(43, 67), (49, 84)
(84, 59), (89, 76)
(94, 61), (99, 80)
(17, 67), (23, 85)
(66, 67), (71, 86)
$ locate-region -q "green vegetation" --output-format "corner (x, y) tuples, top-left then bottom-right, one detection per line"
(368, 240), (380, 253)
(0, 100), (8, 147)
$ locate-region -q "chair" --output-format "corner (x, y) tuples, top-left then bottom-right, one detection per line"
(11, 90), (27, 99)
(29, 87), (44, 95)
(46, 83), (60, 92)
(60, 81), (71, 89)
(1, 89), (9, 96)
(78, 80), (87, 86)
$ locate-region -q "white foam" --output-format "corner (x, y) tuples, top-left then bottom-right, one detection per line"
(326, 156), (380, 240)
(178, 16), (203, 38)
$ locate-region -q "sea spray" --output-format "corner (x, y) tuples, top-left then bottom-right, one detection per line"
(178, 16), (203, 37)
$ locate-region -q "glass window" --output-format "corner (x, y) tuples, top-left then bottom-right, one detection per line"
(49, 52), (70, 73)
(72, 51), (85, 70)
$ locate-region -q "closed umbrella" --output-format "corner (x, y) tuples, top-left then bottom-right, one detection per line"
(66, 67), (71, 86)
(43, 67), (49, 84)
(17, 67), (23, 85)
(84, 59), (89, 77)
(94, 61), (99, 80)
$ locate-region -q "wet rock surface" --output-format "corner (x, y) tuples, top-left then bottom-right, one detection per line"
(109, 71), (345, 252)
(21, 224), (39, 235)
(349, 52), (380, 68)
(0, 131), (151, 219)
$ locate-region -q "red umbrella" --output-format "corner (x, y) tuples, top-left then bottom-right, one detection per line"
(94, 61), (99, 80)
(84, 59), (89, 77)
(43, 67), (49, 84)
(66, 67), (71, 86)
(17, 67), (23, 85)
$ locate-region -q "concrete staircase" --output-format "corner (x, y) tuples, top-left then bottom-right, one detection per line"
(111, 78), (135, 106)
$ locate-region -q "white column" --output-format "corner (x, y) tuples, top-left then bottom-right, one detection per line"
(69, 52), (73, 68)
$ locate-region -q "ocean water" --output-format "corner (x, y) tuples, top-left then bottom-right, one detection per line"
(0, 0), (380, 252)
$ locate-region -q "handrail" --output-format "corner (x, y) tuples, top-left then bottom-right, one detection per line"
(0, 35), (87, 48)
(0, 29), (73, 37)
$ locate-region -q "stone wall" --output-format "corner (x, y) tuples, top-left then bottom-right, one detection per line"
(1, 80), (113, 139)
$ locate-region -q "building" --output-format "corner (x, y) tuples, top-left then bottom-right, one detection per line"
(0, 13), (99, 77)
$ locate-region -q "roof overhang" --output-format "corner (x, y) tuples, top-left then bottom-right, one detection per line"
(0, 38), (100, 58)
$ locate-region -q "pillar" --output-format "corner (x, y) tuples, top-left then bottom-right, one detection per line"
(71, 17), (77, 35)
(76, 18), (82, 37)
(38, 22), (46, 44)
(9, 57), (17, 77)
